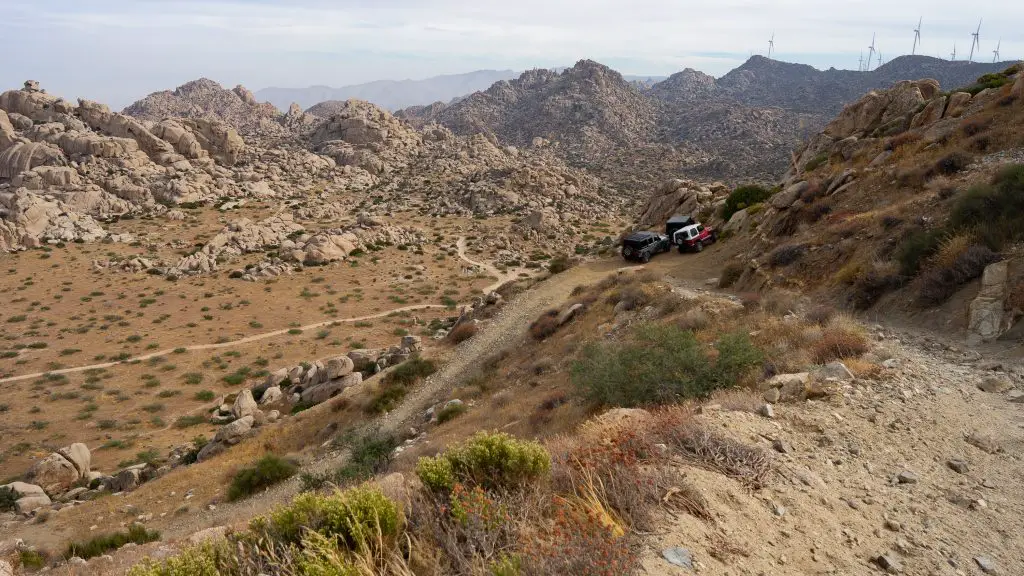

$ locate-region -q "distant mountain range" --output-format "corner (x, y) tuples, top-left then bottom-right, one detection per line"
(255, 71), (670, 113)
(255, 70), (519, 112)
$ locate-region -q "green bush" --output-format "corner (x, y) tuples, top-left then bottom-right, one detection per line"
(301, 432), (398, 491)
(415, 431), (551, 493)
(0, 486), (16, 512)
(369, 357), (437, 413)
(67, 524), (160, 559)
(897, 228), (944, 276)
(571, 323), (762, 407)
(383, 357), (436, 387)
(804, 152), (829, 172)
(19, 550), (46, 570)
(958, 73), (1010, 96)
(254, 485), (401, 553)
(548, 256), (572, 274)
(949, 165), (1024, 251)
(436, 402), (467, 423)
(228, 455), (298, 501)
(721, 185), (772, 222)
(127, 543), (223, 576)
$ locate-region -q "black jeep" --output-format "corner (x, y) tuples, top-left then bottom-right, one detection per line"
(621, 231), (670, 263)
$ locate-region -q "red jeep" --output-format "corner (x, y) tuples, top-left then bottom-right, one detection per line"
(672, 223), (716, 253)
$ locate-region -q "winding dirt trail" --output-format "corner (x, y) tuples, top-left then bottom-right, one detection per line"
(0, 238), (515, 386)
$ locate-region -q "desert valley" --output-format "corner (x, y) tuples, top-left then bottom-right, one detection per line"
(1, 16), (1023, 576)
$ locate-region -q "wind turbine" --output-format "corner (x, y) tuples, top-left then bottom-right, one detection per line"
(858, 52), (864, 72)
(867, 33), (877, 71)
(912, 17), (922, 55)
(877, 52), (883, 69)
(768, 32), (775, 59)
(993, 39), (1001, 63)
(951, 43), (957, 61)
(968, 20), (981, 62)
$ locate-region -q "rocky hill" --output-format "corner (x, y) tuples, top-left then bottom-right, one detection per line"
(713, 55), (1017, 115)
(122, 78), (287, 138)
(705, 65), (1024, 344)
(399, 56), (1020, 187)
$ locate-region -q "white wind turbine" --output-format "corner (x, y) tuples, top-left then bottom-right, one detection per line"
(912, 17), (922, 55)
(993, 39), (1001, 63)
(867, 33), (877, 71)
(968, 20), (981, 63)
(768, 32), (775, 59)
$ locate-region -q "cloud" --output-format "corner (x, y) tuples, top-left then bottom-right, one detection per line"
(1, 0), (1020, 108)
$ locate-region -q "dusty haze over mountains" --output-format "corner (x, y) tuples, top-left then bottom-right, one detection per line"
(3, 0), (1020, 107)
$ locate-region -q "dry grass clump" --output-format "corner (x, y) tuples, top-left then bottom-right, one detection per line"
(804, 304), (836, 326)
(529, 310), (561, 341)
(932, 232), (975, 269)
(677, 308), (710, 332)
(810, 322), (870, 364)
(916, 244), (1000, 307)
(650, 408), (772, 489)
(759, 290), (801, 316)
(446, 323), (478, 344)
(718, 262), (745, 288)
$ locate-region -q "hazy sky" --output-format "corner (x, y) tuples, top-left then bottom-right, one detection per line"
(4, 0), (1021, 108)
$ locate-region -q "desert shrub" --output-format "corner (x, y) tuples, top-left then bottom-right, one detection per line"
(548, 256), (573, 274)
(369, 357), (436, 413)
(721, 184), (772, 222)
(383, 357), (436, 387)
(676, 308), (709, 331)
(572, 323), (761, 407)
(804, 152), (829, 172)
(898, 228), (944, 276)
(949, 165), (1024, 250)
(933, 232), (975, 269)
(416, 431), (551, 493)
(302, 432), (399, 492)
(718, 262), (745, 288)
(958, 73), (1010, 96)
(128, 543), (224, 576)
(652, 411), (771, 488)
(67, 524), (160, 559)
(810, 326), (870, 364)
(436, 402), (467, 423)
(524, 499), (635, 576)
(446, 323), (478, 344)
(760, 290), (800, 315)
(0, 486), (16, 512)
(934, 151), (973, 176)
(228, 455), (299, 501)
(961, 116), (993, 137)
(916, 245), (1001, 306)
(19, 550), (47, 570)
(607, 284), (651, 312)
(529, 310), (560, 341)
(768, 244), (807, 267)
(886, 131), (922, 151)
(254, 484), (401, 554)
(805, 305), (836, 326)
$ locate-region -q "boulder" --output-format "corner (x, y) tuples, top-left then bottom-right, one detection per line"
(287, 365), (304, 383)
(770, 182), (809, 210)
(910, 96), (946, 129)
(260, 386), (283, 405)
(968, 261), (1010, 344)
(816, 362), (854, 381)
(15, 495), (51, 514)
(1, 481), (47, 499)
(57, 443), (91, 477)
(880, 82), (926, 126)
(231, 389), (259, 420)
(301, 233), (357, 264)
(300, 373), (362, 405)
(196, 441), (226, 462)
(215, 415), (254, 445)
(348, 349), (382, 371)
(106, 468), (142, 493)
(557, 303), (584, 326)
(722, 208), (750, 234)
(265, 368), (289, 388)
(944, 92), (973, 118)
(325, 356), (355, 380)
(26, 453), (79, 494)
(400, 335), (423, 352)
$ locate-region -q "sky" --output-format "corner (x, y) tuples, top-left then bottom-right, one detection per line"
(3, 0), (1021, 109)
